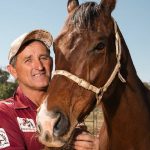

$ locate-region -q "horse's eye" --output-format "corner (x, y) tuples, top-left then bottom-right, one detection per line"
(94, 42), (105, 52)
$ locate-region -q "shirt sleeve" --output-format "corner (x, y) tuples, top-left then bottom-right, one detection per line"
(0, 102), (25, 150)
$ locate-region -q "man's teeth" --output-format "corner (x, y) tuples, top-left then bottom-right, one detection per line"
(34, 73), (44, 77)
(35, 74), (40, 77)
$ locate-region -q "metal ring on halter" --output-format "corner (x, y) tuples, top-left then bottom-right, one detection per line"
(96, 88), (104, 105)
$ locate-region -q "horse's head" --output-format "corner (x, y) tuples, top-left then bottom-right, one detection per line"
(37, 0), (126, 148)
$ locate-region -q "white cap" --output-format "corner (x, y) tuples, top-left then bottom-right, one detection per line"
(8, 29), (53, 63)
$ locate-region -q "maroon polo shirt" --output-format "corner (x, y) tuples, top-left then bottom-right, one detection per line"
(0, 87), (44, 150)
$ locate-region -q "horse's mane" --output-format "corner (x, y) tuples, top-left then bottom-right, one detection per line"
(71, 2), (100, 29)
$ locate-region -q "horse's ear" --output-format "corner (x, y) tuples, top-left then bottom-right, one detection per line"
(100, 0), (116, 15)
(67, 0), (79, 13)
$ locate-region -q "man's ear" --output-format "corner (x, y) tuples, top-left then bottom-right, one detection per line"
(7, 64), (18, 79)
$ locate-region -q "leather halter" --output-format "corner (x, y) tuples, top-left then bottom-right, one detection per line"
(53, 19), (126, 105)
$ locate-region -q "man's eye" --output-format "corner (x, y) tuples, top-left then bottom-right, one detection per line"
(40, 56), (49, 60)
(24, 59), (31, 63)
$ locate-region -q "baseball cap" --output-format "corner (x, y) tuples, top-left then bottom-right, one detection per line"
(8, 29), (53, 63)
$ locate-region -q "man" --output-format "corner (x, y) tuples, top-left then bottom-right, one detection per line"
(0, 29), (99, 149)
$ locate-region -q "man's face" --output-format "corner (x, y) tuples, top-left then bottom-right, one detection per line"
(11, 41), (52, 91)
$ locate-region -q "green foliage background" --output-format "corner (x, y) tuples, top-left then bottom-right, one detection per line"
(144, 82), (150, 90)
(0, 68), (18, 100)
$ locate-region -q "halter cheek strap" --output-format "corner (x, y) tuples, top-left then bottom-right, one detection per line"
(53, 19), (126, 105)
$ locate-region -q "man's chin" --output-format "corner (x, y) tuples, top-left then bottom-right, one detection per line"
(31, 83), (49, 91)
(32, 76), (49, 85)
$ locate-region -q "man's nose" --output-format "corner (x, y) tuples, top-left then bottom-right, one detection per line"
(34, 60), (44, 70)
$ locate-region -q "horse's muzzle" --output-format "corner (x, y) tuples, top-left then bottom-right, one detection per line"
(36, 102), (70, 147)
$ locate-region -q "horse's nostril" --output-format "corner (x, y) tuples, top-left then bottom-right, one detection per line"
(44, 130), (52, 142)
(54, 112), (69, 136)
(45, 132), (50, 142)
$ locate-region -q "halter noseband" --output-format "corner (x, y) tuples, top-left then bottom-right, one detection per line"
(53, 19), (126, 105)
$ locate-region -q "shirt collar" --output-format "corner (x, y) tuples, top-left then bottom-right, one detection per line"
(14, 87), (38, 110)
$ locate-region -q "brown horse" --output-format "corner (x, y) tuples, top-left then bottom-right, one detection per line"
(36, 0), (150, 149)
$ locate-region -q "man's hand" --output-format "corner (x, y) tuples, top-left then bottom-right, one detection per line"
(73, 131), (100, 150)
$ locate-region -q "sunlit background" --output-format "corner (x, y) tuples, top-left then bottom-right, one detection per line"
(0, 0), (150, 82)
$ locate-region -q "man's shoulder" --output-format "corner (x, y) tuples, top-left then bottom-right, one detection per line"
(0, 98), (14, 110)
(0, 98), (17, 120)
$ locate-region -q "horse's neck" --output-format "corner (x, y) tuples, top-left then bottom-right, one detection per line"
(101, 46), (150, 149)
(101, 78), (150, 149)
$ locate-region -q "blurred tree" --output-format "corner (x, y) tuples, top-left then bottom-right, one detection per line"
(144, 82), (150, 90)
(0, 68), (9, 83)
(0, 68), (18, 100)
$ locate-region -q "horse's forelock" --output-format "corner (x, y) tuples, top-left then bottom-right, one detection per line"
(71, 2), (101, 30)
